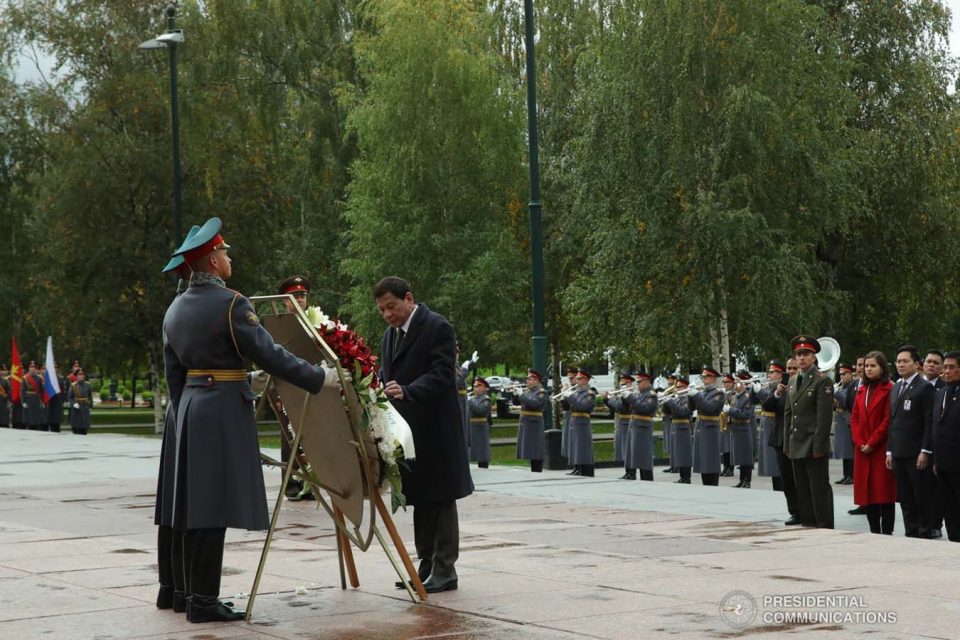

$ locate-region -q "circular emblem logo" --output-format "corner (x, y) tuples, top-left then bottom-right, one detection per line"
(719, 590), (757, 629)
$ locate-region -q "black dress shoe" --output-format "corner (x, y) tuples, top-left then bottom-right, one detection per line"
(674, 477), (690, 484)
(187, 599), (245, 623)
(722, 469), (735, 477)
(833, 477), (845, 484)
(784, 516), (803, 526)
(422, 575), (458, 593)
(734, 481), (744, 488)
(848, 506), (867, 515)
(926, 529), (943, 539)
(173, 591), (187, 613)
(741, 482), (750, 489)
(841, 477), (854, 485)
(395, 574), (429, 589)
(156, 585), (174, 610)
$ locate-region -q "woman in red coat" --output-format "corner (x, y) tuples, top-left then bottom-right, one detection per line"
(850, 350), (897, 534)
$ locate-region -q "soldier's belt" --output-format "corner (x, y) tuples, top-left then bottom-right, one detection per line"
(75, 398), (90, 403)
(469, 417), (488, 424)
(615, 413), (630, 420)
(730, 419), (750, 424)
(835, 409), (849, 415)
(186, 369), (248, 382)
(458, 390), (468, 396)
(520, 410), (543, 417)
(673, 419), (691, 425)
(25, 390), (38, 396)
(570, 412), (591, 417)
(698, 415), (720, 422)
(760, 411), (776, 418)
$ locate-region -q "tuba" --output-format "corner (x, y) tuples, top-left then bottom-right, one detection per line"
(817, 337), (841, 374)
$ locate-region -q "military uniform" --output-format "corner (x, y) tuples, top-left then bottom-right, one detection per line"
(0, 373), (11, 427)
(559, 369), (577, 465)
(163, 217), (328, 622)
(607, 394), (631, 464)
(516, 370), (548, 472)
(784, 335), (835, 529)
(692, 369), (725, 485)
(456, 367), (470, 450)
(47, 374), (67, 432)
(664, 385), (693, 483)
(727, 373), (755, 488)
(626, 377), (657, 481)
(567, 370), (597, 476)
(467, 380), (492, 467)
(832, 368), (855, 484)
(67, 378), (93, 434)
(756, 381), (781, 478)
(22, 369), (46, 430)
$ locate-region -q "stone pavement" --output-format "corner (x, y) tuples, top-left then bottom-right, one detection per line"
(0, 428), (958, 640)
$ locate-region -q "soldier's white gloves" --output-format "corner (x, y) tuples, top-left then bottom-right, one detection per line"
(471, 350), (479, 364)
(461, 359), (471, 370)
(72, 403), (80, 409)
(722, 403), (731, 414)
(22, 403), (27, 409)
(752, 382), (762, 393)
(321, 364), (347, 388)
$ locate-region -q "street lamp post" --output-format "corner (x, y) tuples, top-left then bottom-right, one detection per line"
(139, 4), (185, 242)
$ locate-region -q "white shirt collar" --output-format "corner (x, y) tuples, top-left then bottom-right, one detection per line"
(400, 304), (418, 333)
(900, 372), (918, 387)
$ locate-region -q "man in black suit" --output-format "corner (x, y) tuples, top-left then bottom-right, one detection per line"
(932, 351), (960, 542)
(923, 349), (946, 537)
(376, 276), (473, 593)
(766, 358), (802, 525)
(887, 345), (937, 538)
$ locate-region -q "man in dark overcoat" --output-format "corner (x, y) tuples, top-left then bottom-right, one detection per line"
(376, 276), (473, 593)
(163, 217), (334, 623)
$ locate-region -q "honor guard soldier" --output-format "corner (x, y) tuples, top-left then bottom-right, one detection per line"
(692, 367), (725, 486)
(660, 373), (678, 474)
(606, 373), (634, 475)
(67, 369), (93, 434)
(46, 363), (67, 432)
(626, 372), (658, 481)
(22, 361), (46, 430)
(720, 373), (736, 476)
(0, 364), (11, 427)
(155, 225), (201, 613)
(559, 366), (578, 467)
(756, 360), (784, 486)
(664, 377), (693, 483)
(163, 217), (337, 622)
(468, 377), (492, 468)
(456, 343), (479, 454)
(727, 371), (756, 488)
(784, 335), (834, 529)
(568, 368), (597, 477)
(516, 369), (548, 472)
(832, 363), (855, 484)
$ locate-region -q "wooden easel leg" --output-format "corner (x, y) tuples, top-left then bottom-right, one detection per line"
(373, 492), (427, 601)
(333, 506), (360, 588)
(334, 519), (347, 590)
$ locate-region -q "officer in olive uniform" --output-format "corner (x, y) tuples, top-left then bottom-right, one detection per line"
(0, 365), (11, 427)
(516, 369), (548, 472)
(692, 367), (725, 486)
(726, 370), (756, 488)
(784, 335), (835, 529)
(605, 373), (633, 475)
(664, 377), (693, 483)
(626, 372), (658, 481)
(155, 225), (201, 613)
(22, 361), (46, 430)
(832, 363), (855, 484)
(163, 217), (336, 623)
(568, 368), (597, 477)
(67, 370), (93, 434)
(468, 377), (493, 468)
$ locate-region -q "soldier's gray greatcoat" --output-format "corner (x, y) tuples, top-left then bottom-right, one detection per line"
(456, 367), (470, 449)
(567, 387), (596, 465)
(163, 273), (326, 531)
(832, 379), (855, 460)
(626, 389), (658, 471)
(67, 380), (93, 434)
(664, 395), (693, 467)
(756, 383), (781, 477)
(692, 387), (725, 474)
(560, 391), (572, 459)
(728, 390), (755, 466)
(607, 394), (631, 462)
(468, 393), (492, 463)
(516, 385), (547, 460)
(22, 373), (45, 428)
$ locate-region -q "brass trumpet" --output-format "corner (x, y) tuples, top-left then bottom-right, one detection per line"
(550, 386), (576, 401)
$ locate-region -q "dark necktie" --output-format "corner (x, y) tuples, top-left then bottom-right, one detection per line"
(393, 327), (405, 355)
(898, 379), (907, 399)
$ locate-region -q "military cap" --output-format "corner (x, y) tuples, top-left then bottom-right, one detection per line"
(790, 335), (821, 354)
(768, 359), (785, 373)
(172, 217), (230, 263)
(278, 275), (311, 296)
(474, 377), (490, 388)
(619, 372), (635, 382)
(736, 370), (752, 381)
(162, 225), (202, 275)
(565, 366), (579, 375)
(635, 372), (652, 382)
(676, 376), (690, 386)
(722, 372), (735, 382)
(702, 367), (720, 378)
(666, 372), (678, 380)
(838, 362), (853, 373)
(578, 368), (592, 379)
(527, 369), (543, 381)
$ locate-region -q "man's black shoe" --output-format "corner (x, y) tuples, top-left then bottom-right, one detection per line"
(422, 575), (458, 593)
(848, 506), (867, 515)
(734, 481), (744, 488)
(722, 468), (735, 477)
(926, 529), (943, 539)
(187, 598), (245, 623)
(674, 477), (690, 484)
(833, 477), (845, 484)
(841, 477), (854, 485)
(741, 482), (750, 489)
(396, 572), (429, 590)
(784, 517), (803, 526)
(156, 585), (174, 610)
(566, 467), (581, 476)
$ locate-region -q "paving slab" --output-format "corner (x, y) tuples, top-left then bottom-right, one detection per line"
(0, 428), (958, 639)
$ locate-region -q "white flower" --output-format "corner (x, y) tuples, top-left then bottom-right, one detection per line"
(305, 306), (336, 331)
(368, 388), (378, 404)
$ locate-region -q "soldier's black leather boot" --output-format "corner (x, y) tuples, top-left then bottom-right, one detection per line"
(187, 595), (245, 623)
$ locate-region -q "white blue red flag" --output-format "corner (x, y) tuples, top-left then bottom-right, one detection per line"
(43, 336), (61, 401)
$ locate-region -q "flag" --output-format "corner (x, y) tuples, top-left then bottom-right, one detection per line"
(43, 336), (61, 402)
(10, 338), (22, 403)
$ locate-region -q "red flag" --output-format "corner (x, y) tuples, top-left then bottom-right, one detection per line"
(10, 338), (22, 403)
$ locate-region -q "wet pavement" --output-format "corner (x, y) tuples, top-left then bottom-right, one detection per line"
(0, 428), (957, 639)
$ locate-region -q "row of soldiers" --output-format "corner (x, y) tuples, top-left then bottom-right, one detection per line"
(0, 362), (93, 434)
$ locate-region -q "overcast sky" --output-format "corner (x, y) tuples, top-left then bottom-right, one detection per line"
(11, 1), (960, 85)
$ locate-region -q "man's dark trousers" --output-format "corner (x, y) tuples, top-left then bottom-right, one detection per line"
(792, 457), (834, 528)
(413, 502), (459, 579)
(892, 457), (935, 537)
